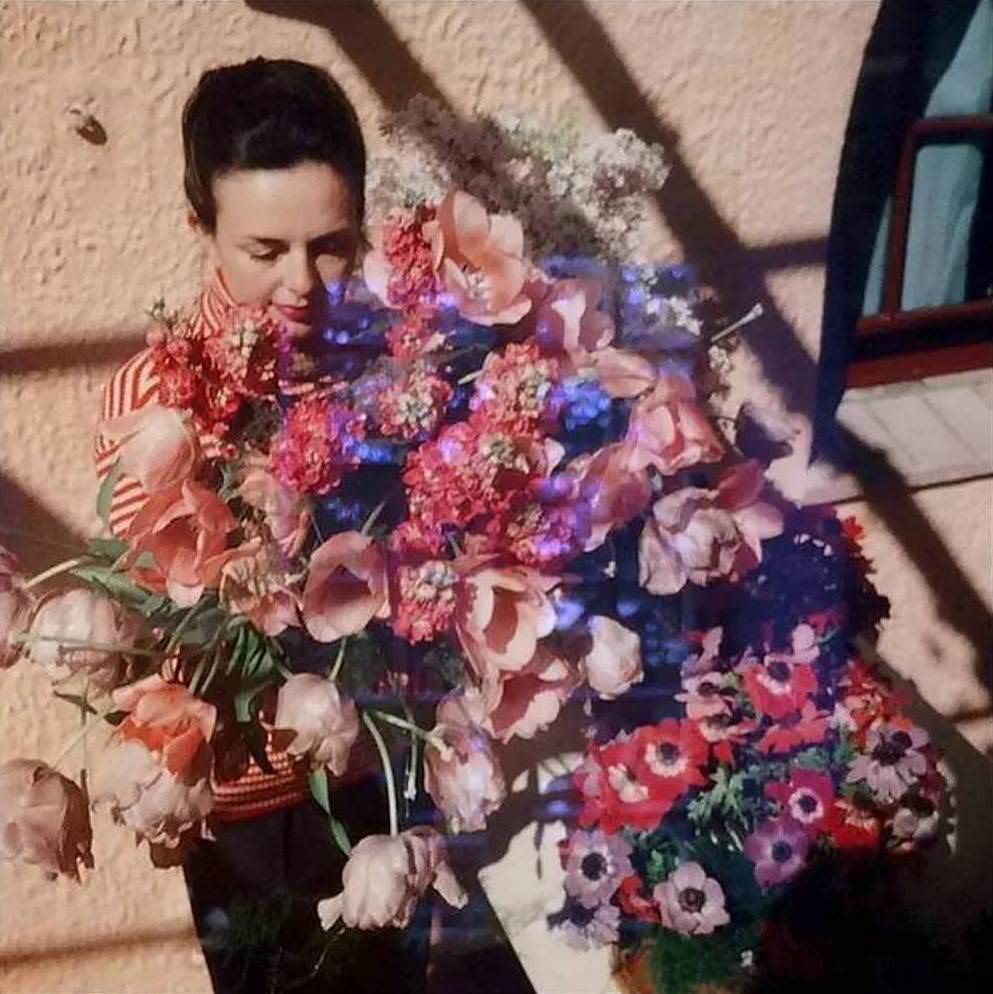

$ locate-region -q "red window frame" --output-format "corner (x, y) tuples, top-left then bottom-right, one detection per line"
(849, 114), (993, 388)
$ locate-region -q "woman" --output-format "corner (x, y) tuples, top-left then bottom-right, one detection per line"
(95, 57), (423, 994)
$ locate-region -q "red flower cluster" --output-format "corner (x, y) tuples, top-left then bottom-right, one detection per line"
(470, 342), (561, 433)
(380, 207), (442, 311)
(151, 307), (279, 442)
(269, 394), (366, 495)
(575, 719), (709, 833)
(378, 363), (453, 442)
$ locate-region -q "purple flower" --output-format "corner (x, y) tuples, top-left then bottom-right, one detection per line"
(555, 897), (621, 950)
(743, 816), (810, 888)
(563, 829), (633, 908)
(847, 723), (929, 803)
(654, 861), (731, 936)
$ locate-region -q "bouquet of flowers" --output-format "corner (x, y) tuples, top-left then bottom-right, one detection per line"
(552, 507), (946, 993)
(0, 100), (945, 989)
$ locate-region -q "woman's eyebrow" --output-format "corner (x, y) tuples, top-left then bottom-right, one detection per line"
(242, 229), (351, 248)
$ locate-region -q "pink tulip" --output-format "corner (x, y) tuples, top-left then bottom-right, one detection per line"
(527, 276), (615, 358)
(126, 479), (237, 608)
(426, 190), (532, 326)
(238, 463), (311, 561)
(453, 560), (559, 692)
(302, 531), (389, 642)
(273, 674), (359, 776)
(585, 347), (657, 399)
(92, 676), (215, 862)
(98, 403), (200, 491)
(26, 587), (136, 688)
(639, 462), (784, 595)
(568, 441), (653, 552)
(424, 716), (507, 833)
(317, 826), (467, 930)
(0, 759), (93, 880)
(582, 615), (643, 699)
(625, 372), (724, 474)
(0, 546), (32, 669)
(219, 540), (300, 636)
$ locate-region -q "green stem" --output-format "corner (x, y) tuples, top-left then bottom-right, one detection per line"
(403, 705), (419, 803)
(13, 633), (161, 657)
(370, 708), (445, 750)
(25, 557), (92, 590)
(709, 302), (764, 345)
(329, 638), (349, 682)
(164, 597), (212, 656)
(50, 701), (114, 771)
(361, 497), (390, 536)
(362, 712), (399, 837)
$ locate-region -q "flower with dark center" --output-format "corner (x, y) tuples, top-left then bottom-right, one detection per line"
(848, 722), (929, 803)
(563, 828), (633, 907)
(743, 816), (809, 888)
(654, 862), (731, 935)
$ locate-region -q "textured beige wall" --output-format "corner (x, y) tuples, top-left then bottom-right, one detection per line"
(1, 2), (989, 992)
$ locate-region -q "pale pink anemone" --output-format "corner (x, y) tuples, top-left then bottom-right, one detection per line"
(581, 615), (643, 699)
(218, 539), (300, 636)
(302, 531), (390, 642)
(125, 479), (237, 608)
(238, 462), (311, 561)
(98, 403), (200, 492)
(675, 670), (734, 721)
(1, 546), (33, 669)
(26, 587), (136, 688)
(639, 461), (784, 596)
(654, 862), (731, 936)
(424, 702), (507, 833)
(92, 676), (215, 864)
(563, 828), (633, 908)
(889, 790), (942, 850)
(424, 190), (532, 326)
(0, 759), (93, 881)
(847, 722), (930, 803)
(567, 440), (652, 552)
(317, 826), (467, 930)
(273, 674), (359, 776)
(625, 371), (724, 475)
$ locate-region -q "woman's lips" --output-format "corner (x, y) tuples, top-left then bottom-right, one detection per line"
(273, 303), (312, 324)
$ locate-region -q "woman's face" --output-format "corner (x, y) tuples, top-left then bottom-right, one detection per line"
(200, 160), (360, 340)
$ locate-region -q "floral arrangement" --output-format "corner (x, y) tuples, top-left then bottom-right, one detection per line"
(551, 507), (946, 992)
(0, 100), (945, 991)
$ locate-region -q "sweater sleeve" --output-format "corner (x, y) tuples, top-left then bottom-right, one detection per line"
(93, 348), (159, 538)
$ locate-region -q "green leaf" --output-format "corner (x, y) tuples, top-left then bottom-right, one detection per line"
(53, 691), (99, 717)
(308, 769), (352, 856)
(96, 460), (123, 525)
(86, 537), (129, 562)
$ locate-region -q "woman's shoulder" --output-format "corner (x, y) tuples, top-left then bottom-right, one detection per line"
(99, 345), (160, 423)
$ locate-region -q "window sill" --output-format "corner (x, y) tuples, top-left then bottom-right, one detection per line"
(806, 369), (993, 503)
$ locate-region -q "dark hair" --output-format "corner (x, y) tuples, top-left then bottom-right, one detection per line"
(182, 57), (366, 233)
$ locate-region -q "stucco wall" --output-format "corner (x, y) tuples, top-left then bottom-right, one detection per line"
(1, 2), (989, 992)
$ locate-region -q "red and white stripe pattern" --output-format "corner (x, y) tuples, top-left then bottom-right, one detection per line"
(94, 270), (312, 822)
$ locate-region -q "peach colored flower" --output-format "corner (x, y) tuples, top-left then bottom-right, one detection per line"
(92, 676), (215, 862)
(238, 463), (311, 561)
(527, 276), (615, 358)
(0, 759), (93, 880)
(0, 546), (32, 669)
(470, 644), (581, 743)
(302, 531), (389, 642)
(568, 441), (653, 552)
(426, 190), (532, 326)
(26, 588), (136, 688)
(219, 539), (300, 636)
(273, 674), (359, 776)
(453, 559), (559, 691)
(582, 615), (643, 699)
(639, 462), (784, 595)
(318, 826), (467, 930)
(585, 347), (658, 399)
(126, 480), (237, 608)
(424, 713), (507, 833)
(98, 403), (200, 492)
(625, 372), (723, 474)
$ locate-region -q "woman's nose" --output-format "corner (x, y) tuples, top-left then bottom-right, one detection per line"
(283, 249), (318, 300)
